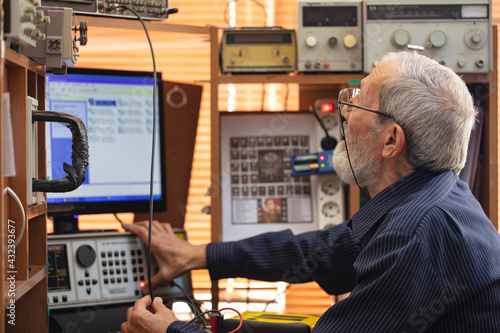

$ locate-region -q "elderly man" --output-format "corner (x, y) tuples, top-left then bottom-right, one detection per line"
(121, 52), (500, 333)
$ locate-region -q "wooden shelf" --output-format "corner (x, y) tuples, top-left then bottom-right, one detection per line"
(218, 72), (365, 84)
(75, 15), (211, 34)
(27, 203), (47, 220)
(2, 46), (48, 331)
(3, 265), (46, 304)
(4, 48), (44, 74)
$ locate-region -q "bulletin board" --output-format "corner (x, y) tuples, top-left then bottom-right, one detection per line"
(220, 112), (320, 241)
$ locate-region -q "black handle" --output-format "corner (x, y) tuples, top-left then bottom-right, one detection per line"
(32, 111), (89, 193)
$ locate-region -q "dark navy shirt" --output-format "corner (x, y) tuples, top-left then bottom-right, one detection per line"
(168, 170), (500, 332)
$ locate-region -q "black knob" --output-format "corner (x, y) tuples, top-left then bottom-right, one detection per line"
(321, 136), (338, 151)
(76, 245), (96, 267)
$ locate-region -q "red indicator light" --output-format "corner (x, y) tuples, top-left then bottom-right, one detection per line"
(320, 155), (325, 161)
(321, 102), (334, 113)
(140, 281), (146, 288)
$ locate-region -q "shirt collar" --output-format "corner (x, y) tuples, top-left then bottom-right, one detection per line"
(348, 169), (439, 245)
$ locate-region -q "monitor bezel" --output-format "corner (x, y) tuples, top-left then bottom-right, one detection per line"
(45, 67), (167, 217)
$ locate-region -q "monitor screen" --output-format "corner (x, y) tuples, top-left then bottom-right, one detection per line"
(45, 68), (166, 217)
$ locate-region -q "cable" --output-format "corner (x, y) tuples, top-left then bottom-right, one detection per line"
(170, 280), (208, 327)
(340, 121), (371, 200)
(261, 83), (265, 111)
(170, 280), (201, 316)
(187, 310), (221, 325)
(312, 108), (330, 136)
(115, 4), (158, 300)
(219, 307), (243, 333)
(262, 283), (291, 312)
(164, 299), (199, 317)
(283, 84), (289, 112)
(223, 0), (268, 27)
(113, 213), (124, 224)
(311, 108), (337, 151)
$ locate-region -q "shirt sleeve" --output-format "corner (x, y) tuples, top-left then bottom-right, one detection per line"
(166, 321), (204, 333)
(206, 221), (360, 295)
(312, 229), (444, 332)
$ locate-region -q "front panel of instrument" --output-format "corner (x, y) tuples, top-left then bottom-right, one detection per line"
(298, 1), (363, 72)
(48, 231), (192, 309)
(221, 28), (297, 73)
(363, 0), (492, 73)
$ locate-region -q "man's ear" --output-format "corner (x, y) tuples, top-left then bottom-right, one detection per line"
(382, 124), (405, 159)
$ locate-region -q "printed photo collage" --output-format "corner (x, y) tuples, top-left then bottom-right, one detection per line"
(230, 135), (313, 224)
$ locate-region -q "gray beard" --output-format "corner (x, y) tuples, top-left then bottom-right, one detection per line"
(332, 128), (381, 188)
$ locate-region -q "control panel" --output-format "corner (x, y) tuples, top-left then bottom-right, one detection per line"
(220, 28), (297, 73)
(47, 230), (193, 309)
(298, 1), (363, 72)
(4, 0), (46, 47)
(41, 0), (177, 21)
(313, 99), (345, 230)
(363, 0), (492, 73)
(21, 6), (87, 71)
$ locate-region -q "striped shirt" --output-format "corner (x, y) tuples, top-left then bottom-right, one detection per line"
(168, 170), (500, 332)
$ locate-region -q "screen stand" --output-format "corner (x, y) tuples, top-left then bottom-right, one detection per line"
(52, 215), (80, 234)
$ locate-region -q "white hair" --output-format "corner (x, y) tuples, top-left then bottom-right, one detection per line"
(377, 52), (477, 174)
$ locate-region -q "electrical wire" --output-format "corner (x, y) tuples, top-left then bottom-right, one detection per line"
(116, 4), (158, 300)
(261, 283), (291, 312)
(340, 121), (371, 200)
(283, 84), (289, 112)
(170, 280), (202, 317)
(164, 299), (199, 318)
(261, 83), (265, 111)
(219, 307), (243, 333)
(113, 213), (124, 224)
(312, 108), (330, 137)
(187, 310), (221, 325)
(223, 0), (268, 27)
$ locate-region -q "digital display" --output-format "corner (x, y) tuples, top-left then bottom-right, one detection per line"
(226, 33), (292, 44)
(45, 70), (164, 210)
(302, 6), (357, 27)
(367, 4), (489, 21)
(48, 244), (71, 292)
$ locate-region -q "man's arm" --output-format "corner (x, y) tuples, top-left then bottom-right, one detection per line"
(207, 221), (360, 295)
(122, 221), (207, 292)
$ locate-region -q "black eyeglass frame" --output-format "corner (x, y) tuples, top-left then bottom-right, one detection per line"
(337, 88), (398, 123)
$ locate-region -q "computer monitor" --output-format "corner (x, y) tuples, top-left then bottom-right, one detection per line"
(45, 68), (166, 233)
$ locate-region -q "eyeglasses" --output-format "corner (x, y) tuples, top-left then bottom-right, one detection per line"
(338, 88), (397, 121)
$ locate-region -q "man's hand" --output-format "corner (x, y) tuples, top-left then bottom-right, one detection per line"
(121, 221), (207, 292)
(121, 296), (177, 333)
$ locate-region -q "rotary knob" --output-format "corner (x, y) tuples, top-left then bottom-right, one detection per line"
(343, 35), (357, 49)
(471, 33), (482, 44)
(392, 29), (410, 48)
(464, 29), (487, 50)
(429, 30), (447, 48)
(305, 36), (317, 48)
(76, 245), (96, 268)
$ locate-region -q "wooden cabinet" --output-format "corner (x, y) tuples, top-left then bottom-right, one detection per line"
(1, 48), (48, 332)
